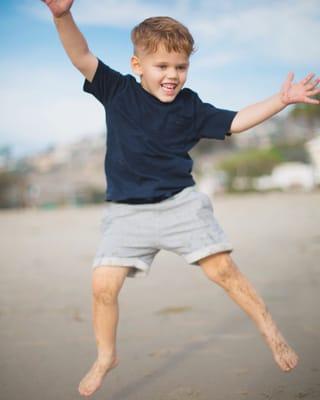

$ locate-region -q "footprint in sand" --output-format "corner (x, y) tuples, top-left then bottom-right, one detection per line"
(148, 348), (173, 358)
(155, 306), (193, 315)
(164, 386), (202, 400)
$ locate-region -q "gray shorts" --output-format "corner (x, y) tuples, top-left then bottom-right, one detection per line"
(93, 185), (233, 278)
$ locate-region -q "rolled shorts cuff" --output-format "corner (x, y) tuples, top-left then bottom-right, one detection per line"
(185, 243), (234, 265)
(92, 256), (150, 278)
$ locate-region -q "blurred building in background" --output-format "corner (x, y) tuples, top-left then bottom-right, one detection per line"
(305, 135), (320, 185)
(0, 136), (106, 208)
(253, 162), (315, 192)
(0, 113), (319, 208)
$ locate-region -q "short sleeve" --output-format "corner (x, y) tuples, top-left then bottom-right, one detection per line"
(194, 93), (238, 140)
(83, 58), (126, 105)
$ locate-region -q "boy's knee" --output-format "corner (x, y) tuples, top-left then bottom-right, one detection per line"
(92, 265), (130, 304)
(199, 252), (237, 284)
(93, 284), (118, 305)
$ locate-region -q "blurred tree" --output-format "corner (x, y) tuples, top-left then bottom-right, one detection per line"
(217, 147), (283, 179)
(216, 142), (309, 192)
(289, 94), (320, 132)
(290, 95), (320, 119)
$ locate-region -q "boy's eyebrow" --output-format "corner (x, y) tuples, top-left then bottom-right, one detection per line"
(154, 61), (190, 67)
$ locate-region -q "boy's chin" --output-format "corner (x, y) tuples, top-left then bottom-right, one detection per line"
(158, 96), (176, 103)
(156, 91), (179, 103)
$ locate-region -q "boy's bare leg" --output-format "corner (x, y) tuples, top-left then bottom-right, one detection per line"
(78, 265), (131, 397)
(198, 252), (298, 372)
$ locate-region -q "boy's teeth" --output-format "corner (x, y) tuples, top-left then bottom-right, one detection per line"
(162, 84), (176, 88)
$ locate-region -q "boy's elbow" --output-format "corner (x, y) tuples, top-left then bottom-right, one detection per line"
(229, 116), (246, 134)
(229, 114), (240, 134)
(71, 51), (91, 70)
(229, 124), (243, 134)
(72, 52), (98, 82)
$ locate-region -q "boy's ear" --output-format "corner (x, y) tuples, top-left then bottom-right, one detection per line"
(131, 55), (143, 76)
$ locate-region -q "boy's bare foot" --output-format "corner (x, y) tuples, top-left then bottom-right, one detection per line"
(264, 328), (298, 372)
(78, 355), (119, 397)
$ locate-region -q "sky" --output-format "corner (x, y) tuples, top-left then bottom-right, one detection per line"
(0, 0), (319, 158)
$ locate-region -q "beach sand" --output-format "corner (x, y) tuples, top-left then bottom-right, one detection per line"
(1, 192), (320, 400)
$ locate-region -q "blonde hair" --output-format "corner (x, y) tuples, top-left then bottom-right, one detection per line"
(131, 16), (196, 57)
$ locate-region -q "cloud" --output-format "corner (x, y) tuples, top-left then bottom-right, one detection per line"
(0, 60), (106, 156)
(28, 0), (171, 27)
(191, 50), (241, 70)
(28, 0), (320, 67)
(188, 1), (320, 66)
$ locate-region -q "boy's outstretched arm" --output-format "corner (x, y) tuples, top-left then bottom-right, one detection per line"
(230, 72), (320, 133)
(41, 0), (97, 82)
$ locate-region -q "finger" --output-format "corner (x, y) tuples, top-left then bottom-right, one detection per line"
(299, 72), (315, 85)
(306, 88), (320, 96)
(305, 78), (320, 90)
(313, 78), (320, 88)
(303, 96), (320, 105)
(287, 71), (294, 82)
(282, 72), (294, 93)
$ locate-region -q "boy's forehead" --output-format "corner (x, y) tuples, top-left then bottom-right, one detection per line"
(142, 44), (189, 63)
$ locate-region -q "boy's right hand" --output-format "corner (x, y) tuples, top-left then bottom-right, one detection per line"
(41, 0), (74, 18)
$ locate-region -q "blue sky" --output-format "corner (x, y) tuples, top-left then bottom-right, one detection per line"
(1, 0), (319, 157)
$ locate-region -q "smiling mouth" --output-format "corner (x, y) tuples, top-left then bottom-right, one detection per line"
(160, 83), (178, 96)
(161, 83), (178, 90)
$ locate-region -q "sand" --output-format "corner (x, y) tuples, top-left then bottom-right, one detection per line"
(1, 191), (320, 400)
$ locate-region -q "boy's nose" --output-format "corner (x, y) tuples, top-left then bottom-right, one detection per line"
(167, 68), (178, 79)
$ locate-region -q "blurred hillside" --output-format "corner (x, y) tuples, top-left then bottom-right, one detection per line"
(0, 136), (106, 208)
(1, 101), (319, 208)
(193, 102), (320, 194)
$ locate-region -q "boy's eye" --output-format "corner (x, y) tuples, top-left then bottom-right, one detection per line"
(157, 65), (187, 71)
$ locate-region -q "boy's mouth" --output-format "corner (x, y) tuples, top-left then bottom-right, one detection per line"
(160, 83), (178, 95)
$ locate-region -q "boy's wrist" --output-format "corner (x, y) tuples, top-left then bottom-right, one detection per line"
(276, 91), (288, 109)
(53, 10), (72, 21)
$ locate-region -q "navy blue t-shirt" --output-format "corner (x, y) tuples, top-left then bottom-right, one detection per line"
(83, 59), (237, 204)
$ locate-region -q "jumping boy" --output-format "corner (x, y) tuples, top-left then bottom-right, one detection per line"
(42, 0), (319, 397)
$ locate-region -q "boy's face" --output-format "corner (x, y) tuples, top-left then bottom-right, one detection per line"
(131, 44), (190, 103)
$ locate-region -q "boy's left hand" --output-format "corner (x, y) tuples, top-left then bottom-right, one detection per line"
(280, 72), (320, 105)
